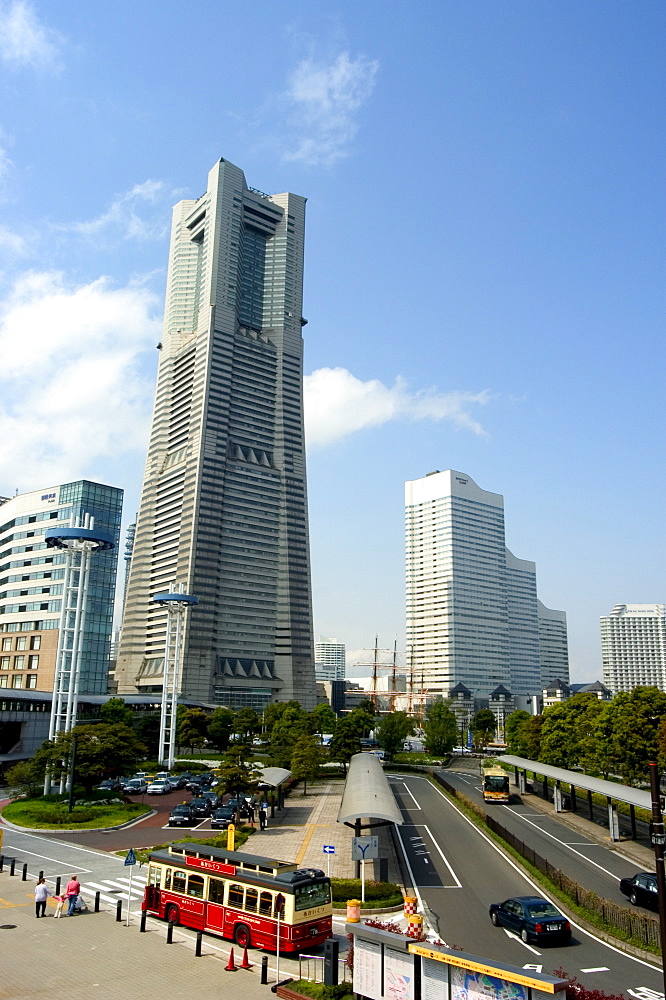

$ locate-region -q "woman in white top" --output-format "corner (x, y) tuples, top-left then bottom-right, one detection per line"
(34, 877), (50, 918)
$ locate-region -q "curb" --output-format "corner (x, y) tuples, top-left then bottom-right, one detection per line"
(0, 807), (158, 834)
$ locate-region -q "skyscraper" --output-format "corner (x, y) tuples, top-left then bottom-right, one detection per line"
(404, 470), (568, 704)
(601, 604), (666, 694)
(116, 158), (316, 711)
(0, 480), (122, 694)
(314, 639), (346, 682)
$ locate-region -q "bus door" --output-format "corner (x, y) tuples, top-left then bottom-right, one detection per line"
(206, 877), (226, 932)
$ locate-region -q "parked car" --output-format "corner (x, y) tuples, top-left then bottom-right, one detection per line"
(123, 778), (148, 795)
(489, 896), (571, 944)
(147, 779), (171, 795)
(190, 796), (213, 817)
(96, 778), (121, 793)
(226, 796), (250, 817)
(201, 791), (220, 809)
(620, 873), (659, 912)
(210, 806), (235, 829)
(168, 804), (196, 827)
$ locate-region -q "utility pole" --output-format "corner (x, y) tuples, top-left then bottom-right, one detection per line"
(648, 762), (666, 996)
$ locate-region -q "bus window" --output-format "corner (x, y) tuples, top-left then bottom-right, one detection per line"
(245, 888), (258, 913)
(295, 882), (330, 911)
(208, 878), (225, 905)
(188, 874), (205, 899)
(172, 870), (187, 893)
(259, 891), (273, 915)
(164, 869), (172, 890)
(229, 884), (245, 909)
(148, 866), (161, 887)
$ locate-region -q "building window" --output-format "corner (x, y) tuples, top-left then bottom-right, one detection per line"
(1, 638), (10, 651)
(12, 675), (23, 688)
(0, 676), (7, 688)
(14, 656), (25, 669)
(30, 636), (41, 650)
(0, 657), (9, 669)
(16, 637), (26, 650)
(28, 655), (39, 669)
(26, 674), (37, 689)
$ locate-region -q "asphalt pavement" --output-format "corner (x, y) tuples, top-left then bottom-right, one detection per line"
(388, 773), (664, 999)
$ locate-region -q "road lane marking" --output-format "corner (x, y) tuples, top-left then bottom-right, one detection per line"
(503, 927), (541, 955)
(401, 773), (662, 974)
(3, 831), (118, 859)
(403, 824), (462, 887)
(581, 968), (610, 973)
(523, 964), (543, 973)
(0, 844), (93, 873)
(401, 782), (422, 809)
(502, 807), (621, 879)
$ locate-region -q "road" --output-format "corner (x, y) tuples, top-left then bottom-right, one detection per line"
(440, 763), (648, 910)
(389, 772), (663, 999)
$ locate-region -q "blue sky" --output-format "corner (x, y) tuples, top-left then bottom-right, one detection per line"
(0, 1), (663, 682)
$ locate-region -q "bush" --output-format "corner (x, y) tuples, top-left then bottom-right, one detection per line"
(38, 807), (98, 825)
(330, 878), (402, 903)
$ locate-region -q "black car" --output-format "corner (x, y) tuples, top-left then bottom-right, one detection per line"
(168, 804), (196, 827)
(210, 806), (235, 829)
(96, 778), (122, 793)
(620, 873), (659, 912)
(227, 796), (250, 817)
(201, 791), (220, 809)
(489, 895), (571, 944)
(190, 796), (213, 817)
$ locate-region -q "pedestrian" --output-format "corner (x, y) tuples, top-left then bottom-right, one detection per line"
(53, 894), (67, 918)
(34, 877), (49, 918)
(247, 802), (255, 824)
(65, 875), (81, 916)
(258, 805), (267, 830)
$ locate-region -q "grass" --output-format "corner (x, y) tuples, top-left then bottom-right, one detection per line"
(2, 798), (151, 830)
(285, 983), (353, 1000)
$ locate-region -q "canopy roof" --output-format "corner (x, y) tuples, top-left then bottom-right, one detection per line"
(337, 752), (404, 826)
(257, 766), (292, 788)
(500, 755), (653, 810)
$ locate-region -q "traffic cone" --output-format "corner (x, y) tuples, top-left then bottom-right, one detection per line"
(240, 946), (252, 969)
(225, 947), (237, 971)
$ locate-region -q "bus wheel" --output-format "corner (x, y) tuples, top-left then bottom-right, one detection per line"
(234, 923), (252, 948)
(165, 904), (180, 926)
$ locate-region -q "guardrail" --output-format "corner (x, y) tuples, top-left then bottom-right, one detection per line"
(432, 771), (660, 949)
(298, 954), (350, 983)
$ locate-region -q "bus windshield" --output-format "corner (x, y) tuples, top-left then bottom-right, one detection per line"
(484, 775), (509, 792)
(294, 882), (331, 911)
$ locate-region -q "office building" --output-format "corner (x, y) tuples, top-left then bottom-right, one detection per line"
(0, 481), (122, 695)
(116, 157), (316, 711)
(315, 638), (346, 682)
(601, 603), (666, 694)
(537, 600), (569, 688)
(405, 469), (568, 705)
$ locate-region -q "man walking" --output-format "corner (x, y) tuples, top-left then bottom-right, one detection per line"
(34, 877), (49, 918)
(65, 875), (81, 916)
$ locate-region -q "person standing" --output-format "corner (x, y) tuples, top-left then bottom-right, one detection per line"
(258, 805), (267, 830)
(65, 875), (81, 916)
(34, 877), (49, 918)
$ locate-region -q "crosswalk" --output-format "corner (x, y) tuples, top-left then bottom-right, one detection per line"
(71, 873), (147, 911)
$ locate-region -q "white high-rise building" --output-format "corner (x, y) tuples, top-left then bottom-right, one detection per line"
(601, 604), (666, 694)
(116, 158), (316, 711)
(405, 470), (568, 704)
(314, 639), (346, 682)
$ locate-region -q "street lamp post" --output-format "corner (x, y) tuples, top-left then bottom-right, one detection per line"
(648, 761), (666, 996)
(152, 583), (198, 770)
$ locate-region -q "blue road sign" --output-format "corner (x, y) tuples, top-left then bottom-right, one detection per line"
(125, 848), (137, 867)
(323, 845), (335, 854)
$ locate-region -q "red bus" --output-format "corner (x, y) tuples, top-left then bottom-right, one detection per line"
(142, 842), (332, 952)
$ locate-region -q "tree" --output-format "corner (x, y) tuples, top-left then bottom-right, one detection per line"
(376, 712), (414, 757)
(505, 710), (532, 756)
(471, 709), (496, 749)
(269, 704), (312, 768)
(216, 745), (261, 797)
(423, 702), (458, 756)
(328, 718), (363, 771)
(99, 697), (134, 728)
(310, 702), (338, 738)
(540, 694), (605, 770)
(524, 714), (543, 759)
(208, 707), (235, 752)
(290, 734), (325, 794)
(263, 700), (303, 739)
(233, 707), (261, 743)
(134, 714), (160, 759)
(592, 687), (666, 785)
(344, 707), (375, 738)
(5, 759), (42, 797)
(33, 724), (147, 795)
(177, 708), (210, 752)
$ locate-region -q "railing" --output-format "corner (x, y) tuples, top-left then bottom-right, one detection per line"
(298, 954), (350, 983)
(431, 772), (660, 949)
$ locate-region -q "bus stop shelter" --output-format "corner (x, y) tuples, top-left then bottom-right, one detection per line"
(500, 754), (655, 841)
(337, 752), (403, 875)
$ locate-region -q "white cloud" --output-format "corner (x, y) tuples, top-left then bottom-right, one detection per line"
(0, 223), (25, 254)
(282, 52), (378, 167)
(0, 1), (63, 71)
(0, 271), (160, 489)
(62, 180), (171, 243)
(304, 367), (489, 448)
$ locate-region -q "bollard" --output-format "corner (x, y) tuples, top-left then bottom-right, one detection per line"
(94, 891), (100, 913)
(22, 863), (28, 881)
(9, 858), (15, 877)
(166, 922), (174, 944)
(116, 899), (122, 922)
(195, 930), (202, 956)
(140, 910), (147, 932)
(39, 870), (44, 880)
(0, 855), (4, 872)
(261, 955), (269, 985)
(324, 939), (339, 986)
(55, 877), (61, 896)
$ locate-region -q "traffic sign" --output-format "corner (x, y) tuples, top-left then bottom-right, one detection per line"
(352, 836), (378, 861)
(323, 845), (336, 854)
(124, 848), (137, 867)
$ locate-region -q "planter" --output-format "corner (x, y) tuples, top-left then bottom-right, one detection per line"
(276, 987), (312, 1000)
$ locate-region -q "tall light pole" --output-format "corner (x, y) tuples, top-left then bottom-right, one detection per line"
(648, 762), (666, 996)
(153, 584), (198, 770)
(44, 515), (115, 794)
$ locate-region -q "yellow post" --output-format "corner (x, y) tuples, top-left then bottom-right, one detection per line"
(227, 823), (235, 851)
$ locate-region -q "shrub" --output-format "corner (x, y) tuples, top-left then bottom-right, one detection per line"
(330, 879), (401, 902)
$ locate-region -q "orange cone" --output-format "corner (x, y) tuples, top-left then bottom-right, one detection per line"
(240, 945), (252, 969)
(225, 947), (237, 971)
